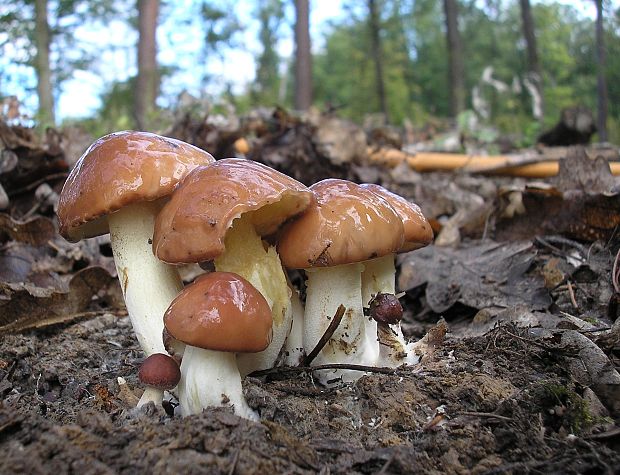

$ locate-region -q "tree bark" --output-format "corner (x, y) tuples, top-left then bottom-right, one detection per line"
(443, 0), (465, 118)
(519, 0), (544, 121)
(368, 0), (388, 123)
(135, 0), (159, 131)
(34, 0), (55, 126)
(594, 0), (608, 142)
(294, 0), (312, 111)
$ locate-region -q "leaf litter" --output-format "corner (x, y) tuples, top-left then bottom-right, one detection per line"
(0, 115), (619, 474)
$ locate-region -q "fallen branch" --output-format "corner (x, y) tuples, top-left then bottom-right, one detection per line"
(367, 147), (620, 178)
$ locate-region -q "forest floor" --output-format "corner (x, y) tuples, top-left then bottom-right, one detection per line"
(0, 115), (619, 474)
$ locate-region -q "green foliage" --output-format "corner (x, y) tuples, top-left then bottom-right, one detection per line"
(0, 0), (119, 117)
(312, 0), (620, 144)
(3, 0), (620, 145)
(251, 0), (285, 106)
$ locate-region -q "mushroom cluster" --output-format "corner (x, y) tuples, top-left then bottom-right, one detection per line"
(57, 131), (432, 419)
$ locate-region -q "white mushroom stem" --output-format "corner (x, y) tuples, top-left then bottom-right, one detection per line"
(283, 285), (305, 366)
(137, 387), (164, 408)
(304, 263), (378, 384)
(215, 216), (292, 376)
(178, 346), (257, 420)
(108, 200), (184, 357)
(361, 254), (418, 367)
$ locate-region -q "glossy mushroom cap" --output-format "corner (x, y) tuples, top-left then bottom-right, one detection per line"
(138, 353), (181, 390)
(368, 293), (404, 325)
(277, 179), (405, 269)
(153, 158), (314, 263)
(57, 131), (215, 242)
(360, 184), (433, 252)
(163, 272), (273, 353)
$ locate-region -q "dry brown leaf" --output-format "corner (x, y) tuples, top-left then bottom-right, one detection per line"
(0, 266), (120, 334)
(0, 213), (55, 246)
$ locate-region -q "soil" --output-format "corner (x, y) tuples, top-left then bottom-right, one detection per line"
(0, 312), (618, 474)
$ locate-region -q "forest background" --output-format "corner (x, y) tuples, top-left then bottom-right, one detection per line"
(0, 0), (618, 147)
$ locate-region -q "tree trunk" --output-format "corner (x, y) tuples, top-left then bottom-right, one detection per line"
(519, 0), (544, 121)
(368, 0), (388, 123)
(594, 0), (608, 142)
(294, 0), (312, 111)
(34, 0), (55, 126)
(135, 0), (159, 131)
(443, 0), (465, 118)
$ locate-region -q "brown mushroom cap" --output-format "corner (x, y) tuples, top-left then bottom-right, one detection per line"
(360, 184), (433, 252)
(163, 272), (273, 352)
(277, 179), (405, 269)
(153, 158), (314, 263)
(57, 131), (215, 242)
(138, 353), (181, 390)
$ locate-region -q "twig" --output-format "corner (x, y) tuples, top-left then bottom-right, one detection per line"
(377, 453), (396, 475)
(584, 427), (620, 440)
(567, 280), (579, 309)
(249, 363), (398, 378)
(301, 304), (345, 367)
(7, 172), (68, 197)
(613, 247), (620, 293)
(227, 442), (243, 475)
(455, 411), (513, 421)
(501, 328), (556, 352)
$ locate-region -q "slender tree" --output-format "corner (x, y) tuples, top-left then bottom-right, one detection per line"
(294, 0), (312, 110)
(594, 0), (608, 141)
(135, 0), (159, 131)
(519, 0), (543, 121)
(443, 0), (465, 118)
(368, 0), (388, 122)
(34, 0), (55, 126)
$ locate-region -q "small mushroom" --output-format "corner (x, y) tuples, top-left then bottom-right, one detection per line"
(164, 271), (272, 419)
(137, 353), (181, 408)
(277, 179), (405, 383)
(360, 184), (432, 367)
(368, 293), (409, 364)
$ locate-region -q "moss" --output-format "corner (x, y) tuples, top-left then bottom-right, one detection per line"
(537, 382), (594, 434)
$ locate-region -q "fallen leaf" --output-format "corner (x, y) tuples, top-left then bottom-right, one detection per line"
(0, 213), (55, 246)
(0, 266), (121, 334)
(398, 241), (552, 313)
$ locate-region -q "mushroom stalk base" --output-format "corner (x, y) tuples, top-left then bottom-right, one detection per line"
(109, 201), (183, 356)
(283, 285), (305, 366)
(304, 263), (377, 384)
(178, 346), (257, 420)
(137, 387), (164, 408)
(361, 254), (418, 367)
(215, 216), (292, 376)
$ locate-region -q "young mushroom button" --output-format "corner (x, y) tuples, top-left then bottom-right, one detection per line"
(359, 183), (433, 368)
(164, 272), (272, 419)
(277, 179), (405, 384)
(56, 131), (215, 359)
(153, 158), (314, 376)
(137, 353), (181, 408)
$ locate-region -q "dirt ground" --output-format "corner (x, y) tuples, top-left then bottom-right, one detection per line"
(1, 121), (619, 474)
(1, 306), (618, 474)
